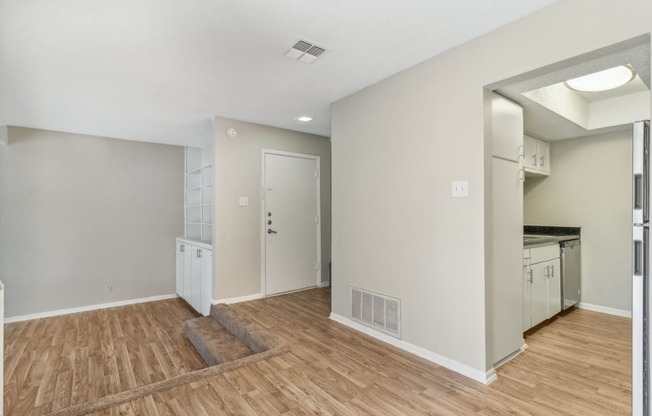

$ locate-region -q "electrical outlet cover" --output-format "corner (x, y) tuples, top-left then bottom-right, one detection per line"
(452, 180), (469, 198)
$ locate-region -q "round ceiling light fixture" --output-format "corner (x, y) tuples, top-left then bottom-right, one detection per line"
(565, 65), (635, 92)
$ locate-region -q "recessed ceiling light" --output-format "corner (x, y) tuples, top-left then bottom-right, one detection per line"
(565, 65), (635, 92)
(296, 116), (313, 122)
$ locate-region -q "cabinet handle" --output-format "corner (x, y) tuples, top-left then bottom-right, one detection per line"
(550, 265), (554, 277)
(540, 155), (544, 167)
(635, 240), (643, 276)
(517, 145), (524, 159)
(528, 269), (533, 283)
(532, 154), (537, 165)
(197, 249), (202, 258)
(180, 244), (185, 253)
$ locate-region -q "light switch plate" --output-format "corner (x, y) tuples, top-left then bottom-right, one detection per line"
(238, 197), (249, 207)
(452, 180), (469, 198)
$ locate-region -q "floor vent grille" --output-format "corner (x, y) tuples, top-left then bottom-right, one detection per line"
(350, 287), (401, 338)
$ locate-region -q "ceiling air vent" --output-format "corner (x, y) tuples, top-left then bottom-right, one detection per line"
(285, 39), (327, 64)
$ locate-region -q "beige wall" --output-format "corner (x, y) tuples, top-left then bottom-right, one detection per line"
(213, 117), (331, 300)
(525, 130), (632, 313)
(0, 127), (184, 318)
(331, 0), (651, 378)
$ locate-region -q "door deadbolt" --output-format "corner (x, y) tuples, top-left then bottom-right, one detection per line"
(267, 220), (272, 225)
(268, 212), (272, 217)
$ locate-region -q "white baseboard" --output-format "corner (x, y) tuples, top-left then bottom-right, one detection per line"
(494, 343), (527, 369)
(329, 313), (495, 385)
(578, 302), (631, 318)
(4, 294), (178, 324)
(213, 293), (263, 305)
(318, 280), (330, 288)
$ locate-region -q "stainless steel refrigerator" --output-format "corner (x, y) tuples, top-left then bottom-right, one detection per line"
(633, 119), (651, 416)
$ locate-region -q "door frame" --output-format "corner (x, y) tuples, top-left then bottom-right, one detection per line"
(260, 149), (322, 297)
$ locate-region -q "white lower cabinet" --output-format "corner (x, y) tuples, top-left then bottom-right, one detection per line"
(523, 245), (561, 331)
(176, 238), (212, 316)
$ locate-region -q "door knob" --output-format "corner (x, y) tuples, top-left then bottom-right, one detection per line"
(267, 229), (277, 234)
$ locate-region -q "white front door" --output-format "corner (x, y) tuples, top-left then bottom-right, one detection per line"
(263, 151), (320, 296)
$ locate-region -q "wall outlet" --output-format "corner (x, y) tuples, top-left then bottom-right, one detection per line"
(105, 284), (113, 293)
(452, 180), (469, 198)
(238, 196), (249, 207)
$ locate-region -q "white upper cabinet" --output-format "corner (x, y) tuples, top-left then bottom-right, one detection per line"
(523, 135), (551, 176)
(537, 140), (550, 175)
(492, 94), (524, 162)
(523, 135), (538, 171)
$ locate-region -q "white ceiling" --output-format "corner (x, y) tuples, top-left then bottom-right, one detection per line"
(496, 39), (651, 141)
(0, 0), (559, 147)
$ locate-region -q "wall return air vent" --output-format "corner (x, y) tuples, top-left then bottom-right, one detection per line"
(285, 39), (326, 64)
(350, 286), (401, 338)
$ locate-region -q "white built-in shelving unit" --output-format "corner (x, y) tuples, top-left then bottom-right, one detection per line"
(185, 147), (213, 244)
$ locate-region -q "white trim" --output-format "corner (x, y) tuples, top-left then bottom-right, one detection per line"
(212, 293), (263, 305)
(578, 302), (632, 318)
(329, 313), (495, 385)
(176, 237), (212, 251)
(4, 294), (178, 324)
(260, 149), (321, 297)
(494, 343), (527, 369)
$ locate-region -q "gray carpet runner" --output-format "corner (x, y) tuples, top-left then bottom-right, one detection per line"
(184, 303), (284, 366)
(184, 316), (253, 366)
(45, 302), (289, 416)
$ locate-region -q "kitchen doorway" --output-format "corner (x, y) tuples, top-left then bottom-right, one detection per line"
(486, 34), (650, 414)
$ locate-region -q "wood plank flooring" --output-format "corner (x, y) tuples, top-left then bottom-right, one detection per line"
(4, 289), (631, 415)
(4, 298), (205, 415)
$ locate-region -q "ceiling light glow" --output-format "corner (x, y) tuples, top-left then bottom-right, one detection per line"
(296, 116), (313, 122)
(565, 66), (635, 92)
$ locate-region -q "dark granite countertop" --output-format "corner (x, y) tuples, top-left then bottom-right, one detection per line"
(524, 225), (581, 237)
(523, 225), (581, 248)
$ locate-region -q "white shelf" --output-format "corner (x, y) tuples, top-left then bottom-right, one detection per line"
(184, 148), (213, 245)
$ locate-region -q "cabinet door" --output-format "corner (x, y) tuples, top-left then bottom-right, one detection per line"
(183, 245), (192, 302)
(523, 266), (532, 331)
(492, 157), (525, 363)
(199, 250), (212, 316)
(530, 262), (549, 327)
(537, 141), (550, 174)
(546, 258), (561, 317)
(524, 135), (538, 171)
(492, 94), (524, 162)
(190, 247), (202, 312)
(176, 242), (185, 297)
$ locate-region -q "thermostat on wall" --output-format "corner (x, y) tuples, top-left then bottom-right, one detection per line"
(226, 127), (237, 139)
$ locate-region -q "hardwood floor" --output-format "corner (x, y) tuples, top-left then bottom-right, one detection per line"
(4, 299), (205, 415)
(4, 289), (631, 415)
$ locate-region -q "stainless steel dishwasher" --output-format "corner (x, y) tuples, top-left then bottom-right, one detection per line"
(560, 239), (581, 310)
